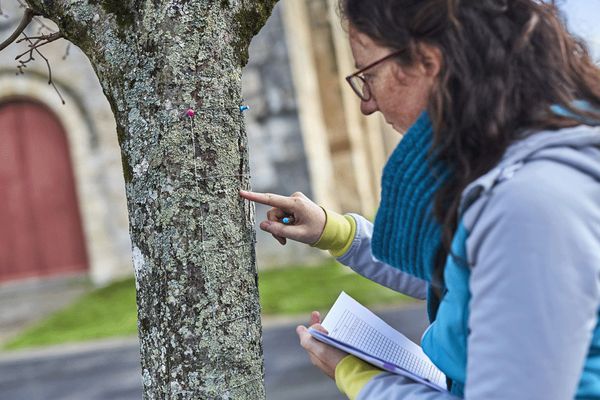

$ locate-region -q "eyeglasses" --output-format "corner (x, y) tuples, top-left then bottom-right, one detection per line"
(345, 49), (406, 102)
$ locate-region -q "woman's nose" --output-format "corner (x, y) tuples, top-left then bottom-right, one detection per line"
(360, 98), (378, 115)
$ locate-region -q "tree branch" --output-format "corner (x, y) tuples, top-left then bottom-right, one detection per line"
(0, 7), (40, 52)
(14, 31), (62, 58)
(17, 31), (66, 104)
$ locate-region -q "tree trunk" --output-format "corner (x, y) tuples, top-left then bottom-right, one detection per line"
(25, 1), (277, 398)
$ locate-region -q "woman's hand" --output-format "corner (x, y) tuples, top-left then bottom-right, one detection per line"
(296, 311), (348, 380)
(239, 190), (326, 245)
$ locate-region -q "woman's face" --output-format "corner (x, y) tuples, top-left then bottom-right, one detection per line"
(348, 28), (438, 133)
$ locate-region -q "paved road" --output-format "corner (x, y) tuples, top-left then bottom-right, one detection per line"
(0, 304), (428, 400)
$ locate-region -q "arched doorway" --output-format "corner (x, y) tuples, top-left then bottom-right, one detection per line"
(0, 100), (88, 283)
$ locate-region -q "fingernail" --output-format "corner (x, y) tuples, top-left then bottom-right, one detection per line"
(260, 221), (271, 230)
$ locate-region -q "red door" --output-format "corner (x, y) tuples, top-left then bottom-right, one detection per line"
(0, 100), (88, 282)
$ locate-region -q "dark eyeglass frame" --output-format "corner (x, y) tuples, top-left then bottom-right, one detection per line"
(345, 49), (406, 102)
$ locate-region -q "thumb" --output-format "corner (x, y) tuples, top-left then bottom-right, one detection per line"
(259, 220), (301, 241)
(296, 325), (308, 335)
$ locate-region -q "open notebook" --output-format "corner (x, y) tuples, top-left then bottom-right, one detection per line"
(308, 291), (447, 392)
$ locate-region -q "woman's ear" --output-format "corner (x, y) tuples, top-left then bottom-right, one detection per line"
(417, 43), (443, 78)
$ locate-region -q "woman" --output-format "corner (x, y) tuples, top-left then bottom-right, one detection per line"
(241, 0), (600, 398)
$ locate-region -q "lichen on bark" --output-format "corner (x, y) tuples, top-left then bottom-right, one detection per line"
(23, 0), (279, 398)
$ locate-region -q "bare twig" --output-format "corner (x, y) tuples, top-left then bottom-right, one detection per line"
(14, 31), (62, 58)
(2, 2), (66, 104)
(18, 32), (66, 104)
(16, 33), (62, 43)
(0, 7), (40, 52)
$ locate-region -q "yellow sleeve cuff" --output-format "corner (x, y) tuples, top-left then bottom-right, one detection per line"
(311, 209), (356, 257)
(335, 355), (383, 400)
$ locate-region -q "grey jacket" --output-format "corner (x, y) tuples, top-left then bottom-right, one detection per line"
(337, 125), (600, 399)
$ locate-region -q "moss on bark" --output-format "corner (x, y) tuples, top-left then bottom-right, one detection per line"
(90, 0), (136, 31)
(232, 1), (278, 66)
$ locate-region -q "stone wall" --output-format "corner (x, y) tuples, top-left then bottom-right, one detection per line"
(243, 2), (327, 268)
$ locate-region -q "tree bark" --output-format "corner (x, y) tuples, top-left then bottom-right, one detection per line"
(24, 0), (277, 398)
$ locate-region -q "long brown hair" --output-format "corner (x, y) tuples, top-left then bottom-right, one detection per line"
(339, 0), (600, 292)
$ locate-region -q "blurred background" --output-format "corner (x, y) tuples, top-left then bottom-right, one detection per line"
(0, 0), (599, 399)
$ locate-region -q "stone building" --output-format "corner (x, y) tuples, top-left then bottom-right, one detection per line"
(5, 0), (594, 286)
(0, 0), (398, 286)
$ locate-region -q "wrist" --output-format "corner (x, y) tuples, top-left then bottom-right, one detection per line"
(311, 209), (356, 257)
(335, 355), (383, 399)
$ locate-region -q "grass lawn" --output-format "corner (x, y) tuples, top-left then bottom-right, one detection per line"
(259, 260), (410, 314)
(3, 260), (412, 350)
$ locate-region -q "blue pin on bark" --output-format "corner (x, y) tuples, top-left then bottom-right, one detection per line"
(282, 216), (294, 225)
(240, 105), (250, 112)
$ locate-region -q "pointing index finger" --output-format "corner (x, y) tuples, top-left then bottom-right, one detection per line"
(240, 190), (295, 210)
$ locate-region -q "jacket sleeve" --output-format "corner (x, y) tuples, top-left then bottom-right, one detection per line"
(337, 213), (428, 300)
(336, 356), (460, 400)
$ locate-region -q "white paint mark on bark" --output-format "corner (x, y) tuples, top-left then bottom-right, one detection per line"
(132, 245), (146, 289)
(142, 368), (152, 388)
(133, 158), (149, 177)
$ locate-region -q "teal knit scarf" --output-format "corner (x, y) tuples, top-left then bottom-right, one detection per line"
(372, 112), (449, 282)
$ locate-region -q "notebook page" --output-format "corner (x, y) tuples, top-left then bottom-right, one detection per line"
(321, 292), (445, 387)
